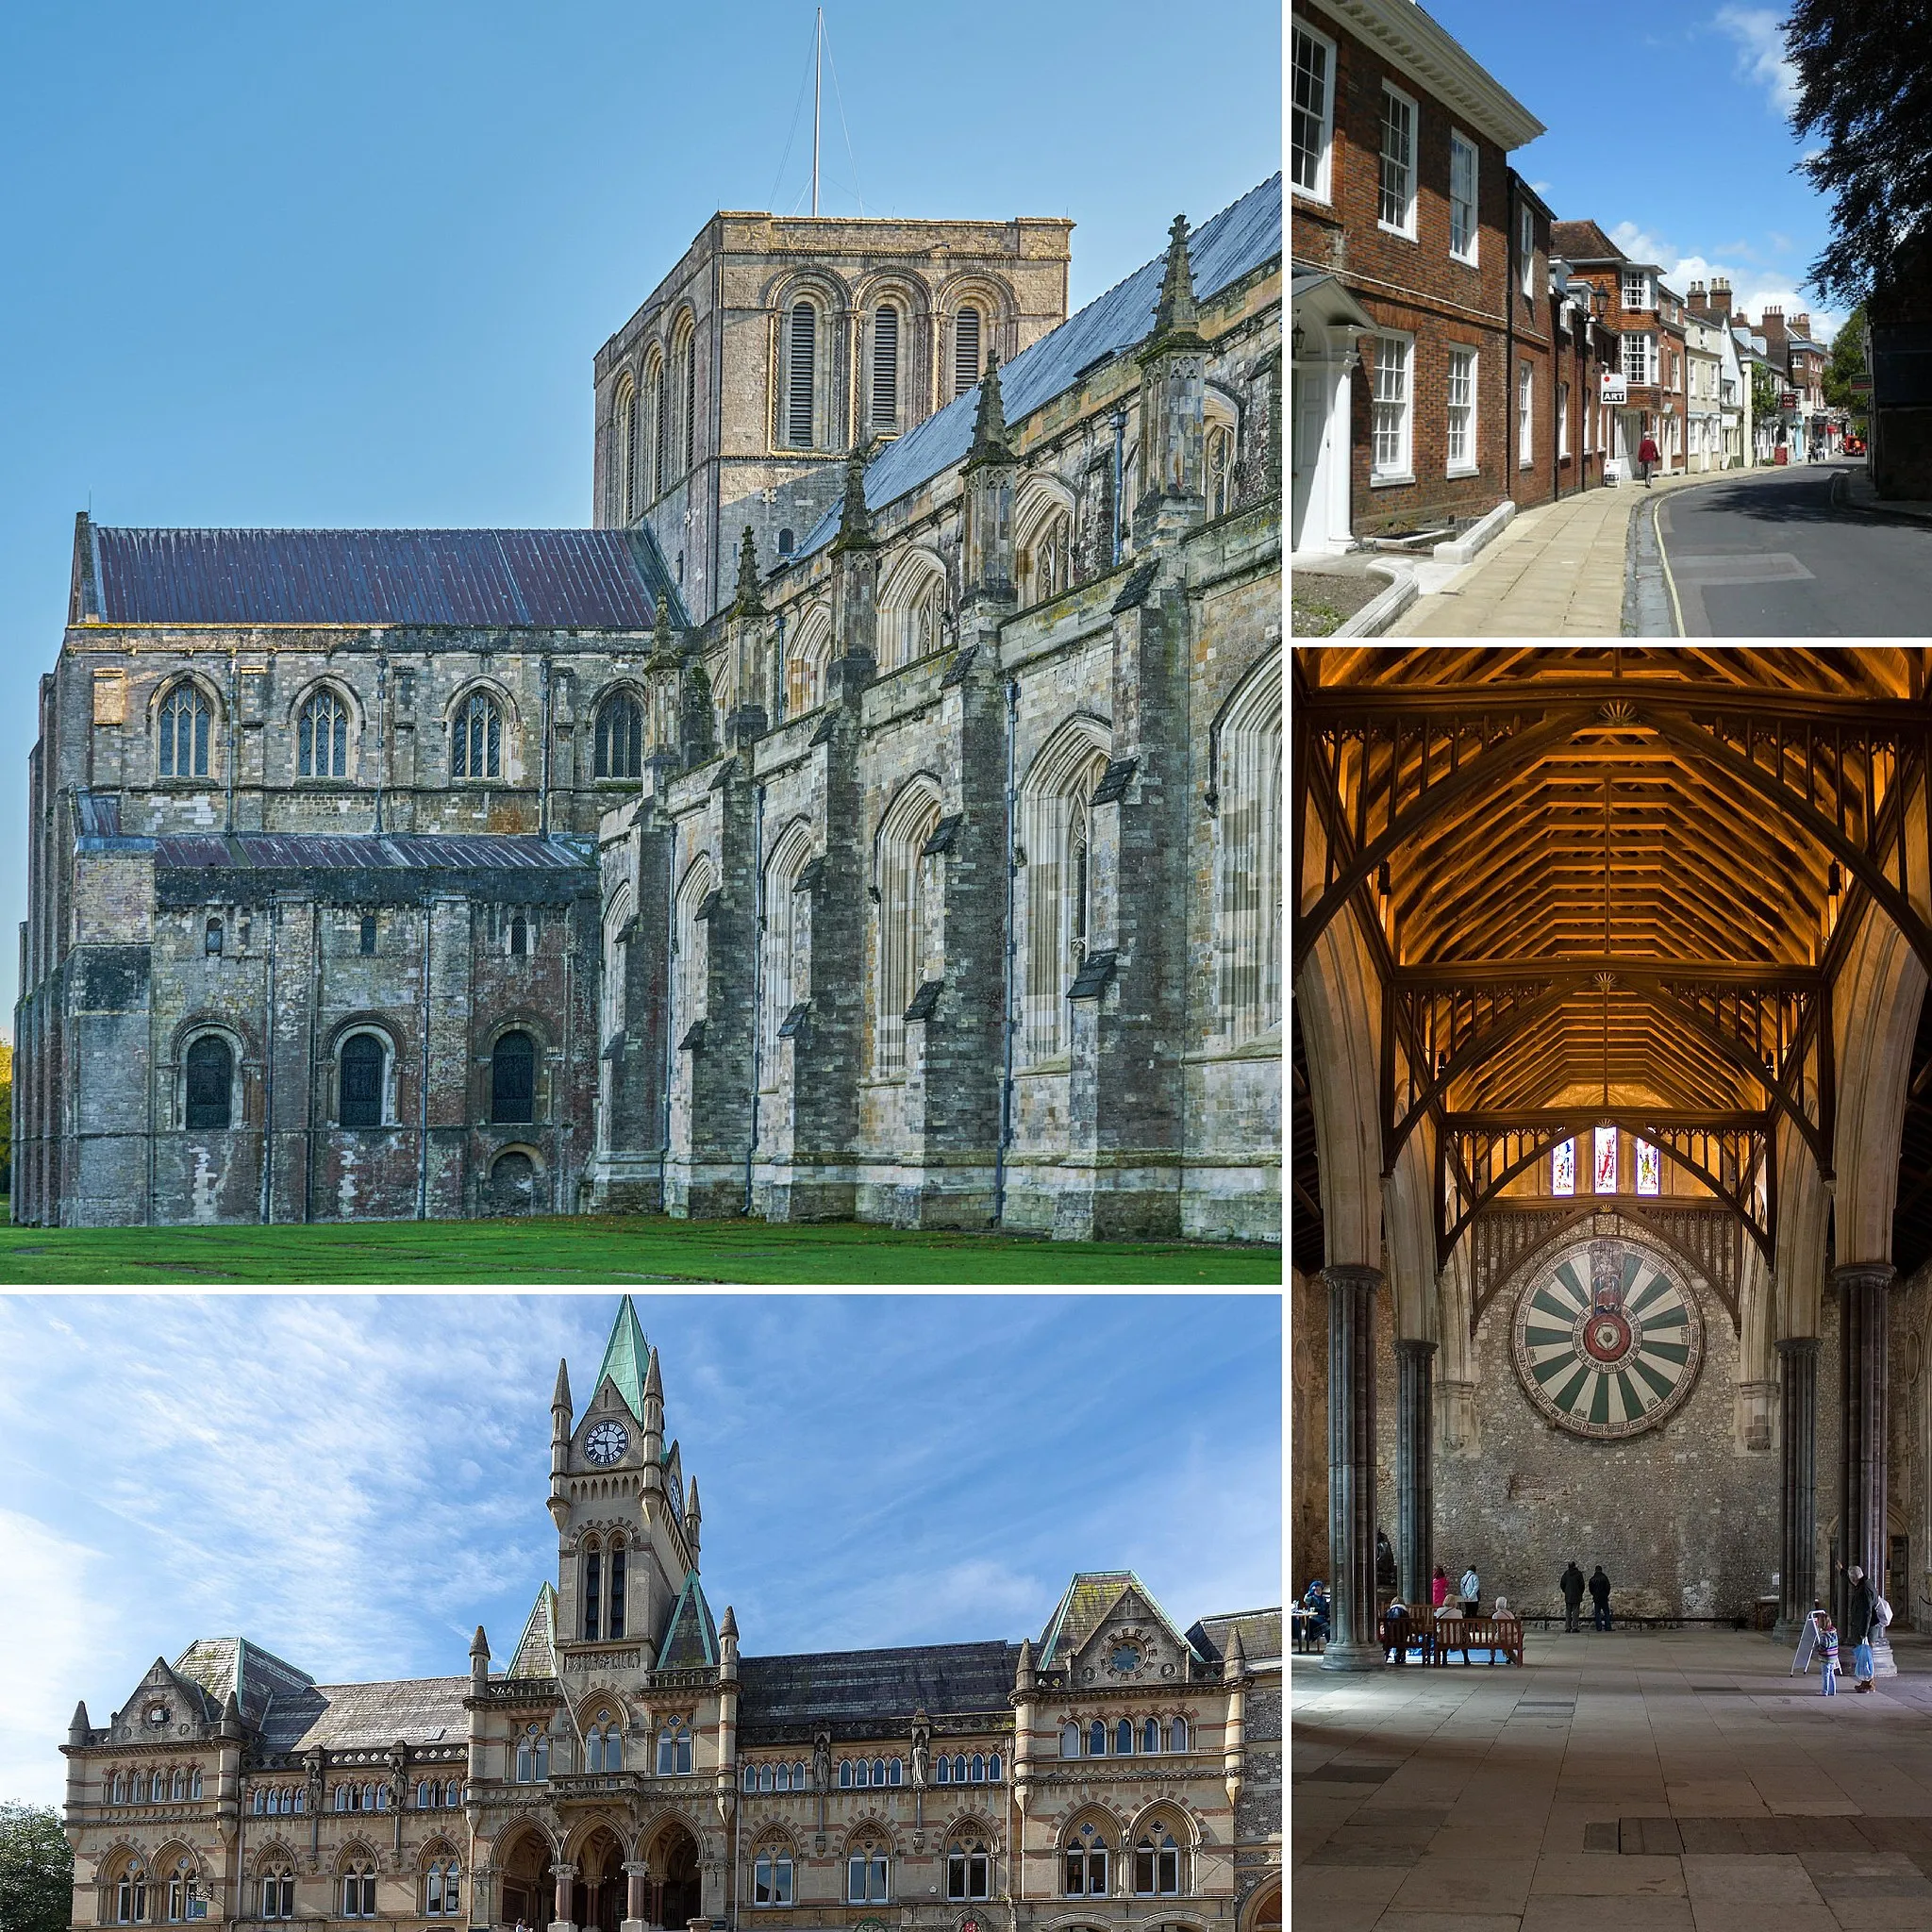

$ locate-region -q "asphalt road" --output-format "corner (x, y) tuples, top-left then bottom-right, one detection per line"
(1655, 461), (1932, 636)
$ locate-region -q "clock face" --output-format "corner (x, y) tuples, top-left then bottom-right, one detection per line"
(584, 1419), (629, 1466)
(1511, 1235), (1703, 1440)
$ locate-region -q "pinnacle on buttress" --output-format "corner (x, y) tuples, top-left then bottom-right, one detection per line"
(1224, 1624), (1248, 1681)
(220, 1690), (243, 1739)
(470, 1624), (491, 1662)
(719, 1605), (738, 1641)
(70, 1699), (91, 1742)
(965, 347), (1013, 469)
(1147, 212), (1206, 348)
(831, 449), (876, 554)
(551, 1357), (572, 1414)
(686, 1474), (702, 1523)
(731, 526), (766, 618)
(643, 1343), (663, 1403)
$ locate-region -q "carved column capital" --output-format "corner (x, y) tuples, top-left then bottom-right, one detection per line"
(1776, 1334), (1822, 1359)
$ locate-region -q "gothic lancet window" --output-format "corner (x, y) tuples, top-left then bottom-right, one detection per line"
(1215, 658), (1283, 1041)
(1207, 422), (1235, 517)
(1636, 1138), (1660, 1194)
(595, 692), (643, 779)
(872, 304), (900, 428)
(1593, 1124), (1618, 1193)
(788, 301), (817, 448)
(874, 782), (941, 1076)
(583, 1541), (601, 1640)
(1552, 1138), (1575, 1195)
(609, 1543), (626, 1639)
(846, 1840), (889, 1906)
(452, 692), (503, 780)
(298, 688), (350, 778)
(753, 1847), (794, 1907)
(341, 1866), (376, 1919)
(1133, 1828), (1182, 1896)
(946, 1839), (991, 1901)
(762, 823), (815, 1066)
(954, 305), (983, 397)
(1064, 1823), (1109, 1897)
(1022, 730), (1109, 1064)
(657, 1720), (693, 1775)
(259, 1869), (293, 1921)
(158, 683), (212, 779)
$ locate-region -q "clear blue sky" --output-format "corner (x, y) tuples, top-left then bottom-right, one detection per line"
(0, 0), (1283, 1024)
(1424, 3), (1840, 338)
(0, 1291), (1283, 1804)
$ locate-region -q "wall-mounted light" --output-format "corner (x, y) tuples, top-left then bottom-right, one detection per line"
(1826, 861), (1842, 901)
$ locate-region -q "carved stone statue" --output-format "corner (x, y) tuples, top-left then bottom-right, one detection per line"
(909, 1713), (931, 1790)
(812, 1731), (832, 1792)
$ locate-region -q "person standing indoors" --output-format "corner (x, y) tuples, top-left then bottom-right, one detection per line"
(1460, 1564), (1481, 1618)
(1818, 1615), (1840, 1696)
(1560, 1561), (1587, 1633)
(1432, 1564), (1451, 1611)
(1845, 1563), (1882, 1690)
(1589, 1565), (1613, 1631)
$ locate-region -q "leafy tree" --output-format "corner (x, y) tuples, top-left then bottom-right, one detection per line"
(1788, 0), (1932, 307)
(1751, 362), (1784, 429)
(1823, 304), (1870, 418)
(0, 1802), (72, 1932)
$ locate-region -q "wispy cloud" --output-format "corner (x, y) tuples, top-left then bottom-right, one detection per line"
(1601, 222), (1842, 342)
(1715, 7), (1800, 117)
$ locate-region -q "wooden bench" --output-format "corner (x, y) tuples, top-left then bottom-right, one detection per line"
(1430, 1616), (1524, 1666)
(1377, 1609), (1434, 1665)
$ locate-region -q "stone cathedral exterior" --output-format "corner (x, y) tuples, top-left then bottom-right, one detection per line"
(56, 1302), (1284, 1932)
(15, 175), (1282, 1238)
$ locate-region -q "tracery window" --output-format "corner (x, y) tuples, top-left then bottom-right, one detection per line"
(491, 1031), (537, 1125)
(164, 1859), (205, 1922)
(586, 1721), (622, 1773)
(451, 691), (503, 780)
(657, 1719), (693, 1776)
(1021, 507), (1073, 607)
(185, 1035), (234, 1130)
(341, 1866), (376, 1919)
(846, 1839), (889, 1906)
(513, 1726), (548, 1783)
(298, 688), (350, 778)
(954, 306), (983, 398)
(1063, 1823), (1109, 1897)
(1552, 1138), (1575, 1196)
(946, 1838), (991, 1901)
(753, 1848), (794, 1907)
(1593, 1124), (1618, 1193)
(1022, 730), (1109, 1064)
(763, 823), (815, 1067)
(1636, 1138), (1660, 1195)
(158, 683), (213, 779)
(1133, 1827), (1182, 1896)
(425, 1862), (461, 1917)
(339, 1033), (386, 1129)
(595, 692), (643, 779)
(116, 1864), (148, 1924)
(785, 605), (832, 719)
(1215, 659), (1283, 1040)
(258, 1868), (294, 1921)
(871, 304), (900, 428)
(1207, 423), (1235, 518)
(873, 781), (941, 1077)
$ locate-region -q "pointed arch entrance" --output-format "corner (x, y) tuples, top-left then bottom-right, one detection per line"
(571, 1825), (626, 1932)
(644, 1819), (702, 1932)
(496, 1825), (555, 1932)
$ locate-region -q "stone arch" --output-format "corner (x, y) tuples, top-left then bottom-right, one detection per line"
(150, 670), (225, 781)
(334, 1837), (381, 1872)
(1124, 1798), (1200, 1848)
(875, 546), (950, 671)
(1018, 715), (1111, 1066)
(1016, 475), (1076, 607)
(1239, 1877), (1283, 1932)
(325, 1016), (402, 1129)
(640, 1815), (701, 1931)
(285, 675), (365, 783)
(936, 273), (1016, 394)
(872, 774), (944, 1077)
(1832, 911), (1928, 1265)
(1292, 912), (1383, 1270)
(837, 1816), (899, 1856)
(172, 1018), (251, 1132)
(785, 603), (833, 718)
(492, 1822), (557, 1932)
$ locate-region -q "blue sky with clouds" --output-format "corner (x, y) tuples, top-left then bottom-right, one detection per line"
(0, 1291), (1282, 1805)
(0, 0), (1281, 1026)
(1422, 3), (1842, 341)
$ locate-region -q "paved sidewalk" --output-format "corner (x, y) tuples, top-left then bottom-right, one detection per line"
(1388, 470), (1755, 637)
(1840, 470), (1932, 524)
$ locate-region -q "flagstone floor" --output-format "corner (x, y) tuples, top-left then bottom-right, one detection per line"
(1291, 1626), (1932, 1931)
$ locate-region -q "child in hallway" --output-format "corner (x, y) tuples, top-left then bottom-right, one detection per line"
(1819, 1613), (1840, 1695)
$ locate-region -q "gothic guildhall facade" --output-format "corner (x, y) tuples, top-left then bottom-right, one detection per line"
(15, 176), (1283, 1238)
(57, 1301), (1284, 1932)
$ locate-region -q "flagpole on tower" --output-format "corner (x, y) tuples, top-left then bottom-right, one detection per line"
(811, 7), (823, 216)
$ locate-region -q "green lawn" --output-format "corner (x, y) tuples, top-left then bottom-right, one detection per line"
(0, 1206), (1282, 1285)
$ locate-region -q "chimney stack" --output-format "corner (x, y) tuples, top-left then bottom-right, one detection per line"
(1708, 276), (1732, 321)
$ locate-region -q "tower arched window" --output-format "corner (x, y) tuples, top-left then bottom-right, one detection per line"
(871, 304), (900, 429)
(491, 1030), (537, 1125)
(946, 1837), (990, 1902)
(185, 1034), (234, 1130)
(339, 1033), (386, 1128)
(596, 691), (642, 779)
(954, 305), (983, 397)
(158, 683), (212, 779)
(1064, 1822), (1110, 1897)
(684, 325), (698, 474)
(651, 353), (669, 499)
(657, 1719), (693, 1775)
(609, 1542), (626, 1638)
(451, 691), (503, 779)
(298, 688), (351, 778)
(785, 300), (819, 449)
(582, 1538), (601, 1641)
(753, 1845), (793, 1907)
(617, 378), (639, 521)
(1133, 1827), (1182, 1896)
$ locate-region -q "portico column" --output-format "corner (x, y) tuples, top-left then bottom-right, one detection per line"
(1837, 1260), (1897, 1675)
(550, 1863), (577, 1932)
(1323, 1262), (1384, 1671)
(1773, 1335), (1819, 1641)
(621, 1862), (647, 1932)
(1393, 1338), (1436, 1609)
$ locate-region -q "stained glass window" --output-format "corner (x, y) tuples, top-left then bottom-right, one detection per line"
(1636, 1139), (1660, 1195)
(1552, 1139), (1574, 1196)
(1593, 1125), (1618, 1193)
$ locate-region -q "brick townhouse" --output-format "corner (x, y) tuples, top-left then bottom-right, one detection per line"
(1550, 222), (1691, 476)
(1548, 265), (1623, 499)
(1291, 0), (1547, 552)
(1740, 304), (1835, 457)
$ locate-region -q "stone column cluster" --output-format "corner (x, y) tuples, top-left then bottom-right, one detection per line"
(1774, 1334), (1819, 1641)
(1393, 1338), (1436, 1610)
(1836, 1260), (1896, 1674)
(1324, 1263), (1383, 1671)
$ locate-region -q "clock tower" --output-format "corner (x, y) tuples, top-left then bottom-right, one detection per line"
(547, 1297), (701, 1672)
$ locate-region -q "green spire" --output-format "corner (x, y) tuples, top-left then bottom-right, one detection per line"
(595, 1296), (651, 1423)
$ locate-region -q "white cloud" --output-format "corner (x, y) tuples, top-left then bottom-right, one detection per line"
(1716, 7), (1800, 116)
(1601, 222), (1841, 342)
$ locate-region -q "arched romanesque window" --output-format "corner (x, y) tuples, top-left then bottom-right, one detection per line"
(1021, 725), (1110, 1064)
(845, 1836), (890, 1906)
(954, 305), (983, 397)
(616, 377), (639, 522)
(595, 691), (643, 779)
(491, 1032), (536, 1124)
(451, 691), (503, 780)
(787, 300), (818, 448)
(786, 605), (833, 718)
(946, 1836), (991, 1902)
(648, 349), (668, 500)
(339, 1032), (387, 1128)
(684, 323), (699, 475)
(1063, 1821), (1111, 1897)
(1132, 1824), (1183, 1895)
(657, 1719), (693, 1776)
(874, 780), (942, 1077)
(297, 688), (351, 778)
(158, 683), (212, 779)
(185, 1035), (234, 1129)
(877, 552), (947, 671)
(753, 1842), (793, 1906)
(762, 822), (815, 1067)
(258, 1863), (293, 1921)
(871, 303), (901, 430)
(1214, 658), (1282, 1041)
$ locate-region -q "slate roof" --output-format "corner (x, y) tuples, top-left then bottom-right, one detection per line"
(595, 1296), (651, 1423)
(254, 1677), (471, 1756)
(174, 1638), (316, 1732)
(78, 524), (681, 630)
(1037, 1570), (1200, 1668)
(1550, 220), (1628, 264)
(508, 1585), (560, 1680)
(1186, 1608), (1284, 1667)
(143, 831), (597, 874)
(658, 1571), (720, 1669)
(737, 1641), (1020, 1726)
(795, 175), (1282, 560)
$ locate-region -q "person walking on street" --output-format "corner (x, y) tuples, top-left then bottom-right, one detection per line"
(1432, 1564), (1450, 1609)
(1637, 431), (1660, 487)
(1560, 1561), (1587, 1633)
(1460, 1565), (1480, 1618)
(1589, 1565), (1613, 1631)
(1845, 1563), (1882, 1690)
